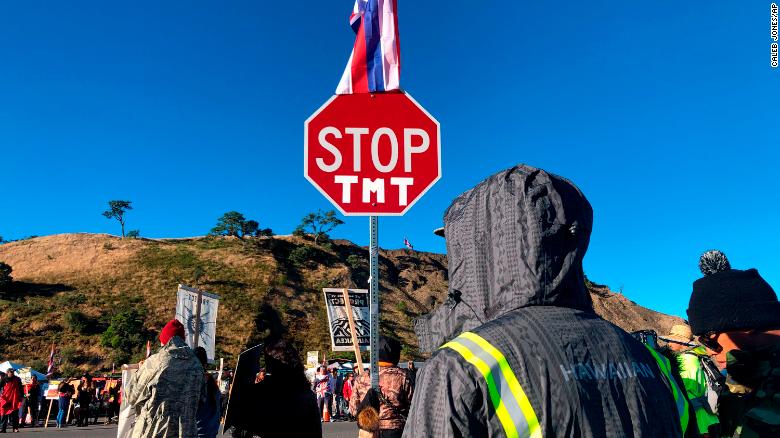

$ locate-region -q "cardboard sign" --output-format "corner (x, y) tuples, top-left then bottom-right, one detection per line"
(323, 288), (370, 351)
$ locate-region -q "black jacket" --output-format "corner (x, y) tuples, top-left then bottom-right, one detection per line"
(404, 165), (683, 437)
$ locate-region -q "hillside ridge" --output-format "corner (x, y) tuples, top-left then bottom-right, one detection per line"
(0, 233), (682, 373)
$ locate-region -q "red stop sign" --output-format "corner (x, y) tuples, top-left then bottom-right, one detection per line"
(304, 92), (441, 216)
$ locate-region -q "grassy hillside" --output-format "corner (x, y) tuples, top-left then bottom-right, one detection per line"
(0, 233), (681, 374)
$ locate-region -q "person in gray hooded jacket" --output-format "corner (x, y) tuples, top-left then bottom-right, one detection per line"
(403, 165), (687, 438)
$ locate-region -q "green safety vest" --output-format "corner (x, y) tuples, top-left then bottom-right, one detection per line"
(677, 348), (720, 435)
(644, 345), (691, 435)
(442, 331), (542, 438)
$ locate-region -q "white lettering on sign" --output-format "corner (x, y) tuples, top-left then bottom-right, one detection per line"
(371, 128), (399, 173)
(390, 177), (413, 206)
(344, 127), (368, 171)
(362, 178), (385, 203)
(317, 127), (427, 174)
(316, 127), (342, 172)
(403, 128), (429, 172)
(334, 175), (358, 203)
(317, 126), (430, 206)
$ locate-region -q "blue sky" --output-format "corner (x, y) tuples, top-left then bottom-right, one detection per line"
(1, 1), (777, 318)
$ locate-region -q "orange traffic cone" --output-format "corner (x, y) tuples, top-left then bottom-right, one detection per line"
(322, 400), (331, 422)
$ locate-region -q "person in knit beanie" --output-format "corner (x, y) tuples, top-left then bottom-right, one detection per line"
(687, 250), (780, 437)
(124, 319), (205, 438)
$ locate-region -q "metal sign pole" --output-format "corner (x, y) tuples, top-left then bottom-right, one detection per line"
(369, 216), (380, 389)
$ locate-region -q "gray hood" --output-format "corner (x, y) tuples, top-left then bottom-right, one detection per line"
(415, 164), (594, 352)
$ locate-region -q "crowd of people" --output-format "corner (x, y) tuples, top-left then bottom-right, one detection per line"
(2, 164), (779, 437)
(0, 368), (122, 432)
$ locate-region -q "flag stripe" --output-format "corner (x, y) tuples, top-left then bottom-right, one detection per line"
(337, 0), (400, 94)
(351, 19), (369, 93)
(364, 0), (384, 92)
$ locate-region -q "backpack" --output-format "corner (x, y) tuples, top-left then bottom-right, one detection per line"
(698, 354), (726, 414)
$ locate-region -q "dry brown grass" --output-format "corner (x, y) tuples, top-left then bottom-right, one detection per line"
(0, 233), (681, 374)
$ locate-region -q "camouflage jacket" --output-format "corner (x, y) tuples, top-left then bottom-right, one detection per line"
(350, 366), (414, 431)
(719, 345), (780, 438)
(125, 336), (205, 438)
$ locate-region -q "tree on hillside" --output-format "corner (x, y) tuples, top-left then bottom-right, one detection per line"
(0, 262), (12, 292)
(296, 209), (344, 245)
(102, 200), (133, 237)
(211, 211), (246, 237)
(242, 219), (259, 236)
(211, 212), (271, 238)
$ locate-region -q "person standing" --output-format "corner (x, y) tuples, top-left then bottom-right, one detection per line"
(104, 380), (120, 424)
(21, 375), (40, 428)
(0, 369), (23, 433)
(332, 369), (344, 420)
(314, 367), (331, 422)
(350, 337), (414, 438)
(55, 378), (74, 428)
(75, 377), (92, 427)
(403, 165), (685, 438)
(194, 347), (220, 438)
(125, 319), (205, 438)
(342, 373), (355, 420)
(687, 250), (780, 437)
(406, 362), (417, 389)
(664, 324), (721, 437)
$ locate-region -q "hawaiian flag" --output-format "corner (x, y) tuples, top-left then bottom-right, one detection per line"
(46, 344), (55, 376)
(336, 0), (401, 94)
(404, 237), (413, 249)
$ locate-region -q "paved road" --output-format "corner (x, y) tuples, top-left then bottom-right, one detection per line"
(13, 421), (356, 437)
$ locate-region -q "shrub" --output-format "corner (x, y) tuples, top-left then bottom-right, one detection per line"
(401, 344), (420, 361)
(65, 311), (92, 334)
(59, 364), (81, 378)
(59, 293), (87, 306)
(396, 300), (408, 314)
(346, 255), (363, 269)
(288, 246), (317, 267)
(0, 262), (12, 291)
(61, 346), (78, 362)
(126, 230), (140, 238)
(101, 308), (147, 364)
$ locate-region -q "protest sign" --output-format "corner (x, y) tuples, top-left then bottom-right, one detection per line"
(306, 351), (320, 369)
(175, 284), (220, 362)
(323, 288), (370, 352)
(45, 381), (59, 400)
(223, 344), (263, 435)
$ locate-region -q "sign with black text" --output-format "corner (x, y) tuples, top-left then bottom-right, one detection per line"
(323, 288), (370, 351)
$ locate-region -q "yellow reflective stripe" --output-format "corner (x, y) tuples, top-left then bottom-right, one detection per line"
(459, 332), (542, 438)
(645, 345), (690, 433)
(442, 340), (520, 438)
